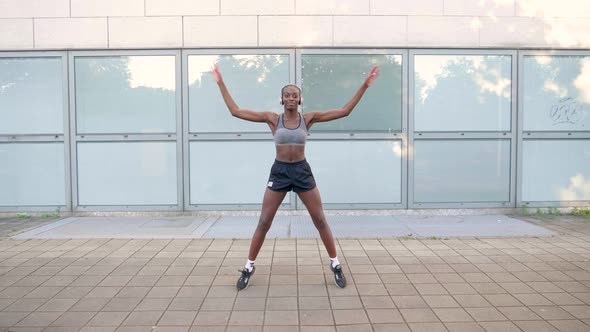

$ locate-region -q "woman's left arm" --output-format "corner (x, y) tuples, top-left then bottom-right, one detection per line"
(306, 65), (380, 127)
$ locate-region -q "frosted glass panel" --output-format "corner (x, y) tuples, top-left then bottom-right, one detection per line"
(523, 56), (590, 131)
(190, 141), (290, 205)
(522, 140), (590, 201)
(77, 142), (177, 205)
(305, 140), (402, 204)
(0, 57), (64, 134)
(75, 56), (176, 134)
(414, 140), (511, 203)
(0, 143), (65, 206)
(189, 55), (289, 133)
(414, 55), (512, 132)
(302, 54), (402, 132)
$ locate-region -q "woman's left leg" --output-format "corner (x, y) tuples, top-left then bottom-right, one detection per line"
(297, 187), (346, 288)
(297, 187), (336, 257)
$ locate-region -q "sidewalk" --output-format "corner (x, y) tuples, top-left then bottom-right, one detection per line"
(0, 214), (589, 331)
(11, 214), (554, 239)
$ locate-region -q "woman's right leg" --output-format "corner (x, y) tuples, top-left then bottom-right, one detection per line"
(238, 188), (286, 290)
(248, 188), (287, 260)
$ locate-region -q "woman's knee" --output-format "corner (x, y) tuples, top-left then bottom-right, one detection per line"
(312, 215), (328, 230)
(256, 216), (273, 233)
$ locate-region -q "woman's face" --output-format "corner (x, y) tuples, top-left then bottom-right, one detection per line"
(282, 86), (300, 111)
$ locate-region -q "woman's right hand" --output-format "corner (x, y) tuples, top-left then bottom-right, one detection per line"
(363, 65), (380, 87)
(211, 63), (223, 83)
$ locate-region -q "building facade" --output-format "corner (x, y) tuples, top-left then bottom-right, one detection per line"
(1, 0), (589, 212)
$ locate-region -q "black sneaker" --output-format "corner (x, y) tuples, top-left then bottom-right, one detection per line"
(236, 266), (255, 290)
(330, 264), (346, 288)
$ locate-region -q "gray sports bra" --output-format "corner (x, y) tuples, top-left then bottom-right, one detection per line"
(273, 113), (308, 146)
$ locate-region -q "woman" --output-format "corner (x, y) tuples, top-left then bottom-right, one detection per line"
(211, 64), (380, 290)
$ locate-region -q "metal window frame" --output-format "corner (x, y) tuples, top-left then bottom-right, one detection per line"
(0, 51), (71, 212)
(2, 48), (588, 213)
(408, 49), (518, 209)
(182, 49), (296, 211)
(296, 49), (408, 210)
(68, 50), (183, 212)
(517, 50), (590, 208)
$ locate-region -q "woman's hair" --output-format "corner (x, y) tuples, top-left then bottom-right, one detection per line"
(281, 84), (301, 95)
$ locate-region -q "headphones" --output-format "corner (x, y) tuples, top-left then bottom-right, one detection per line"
(280, 84), (302, 105)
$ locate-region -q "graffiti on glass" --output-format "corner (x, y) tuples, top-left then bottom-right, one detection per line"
(550, 97), (584, 125)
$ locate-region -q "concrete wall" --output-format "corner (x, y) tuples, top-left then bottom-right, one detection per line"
(1, 0), (590, 50)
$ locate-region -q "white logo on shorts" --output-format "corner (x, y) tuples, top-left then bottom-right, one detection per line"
(267, 181), (273, 187)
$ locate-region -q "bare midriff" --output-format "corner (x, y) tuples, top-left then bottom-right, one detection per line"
(275, 145), (306, 163)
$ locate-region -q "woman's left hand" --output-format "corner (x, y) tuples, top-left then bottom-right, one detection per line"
(364, 65), (380, 87)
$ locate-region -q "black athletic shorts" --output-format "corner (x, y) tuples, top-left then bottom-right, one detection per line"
(267, 159), (317, 193)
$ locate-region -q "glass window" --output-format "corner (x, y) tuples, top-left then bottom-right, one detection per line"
(75, 56), (177, 134)
(523, 55), (590, 131)
(0, 143), (65, 206)
(301, 54), (403, 132)
(305, 140), (402, 204)
(77, 142), (177, 205)
(414, 55), (512, 132)
(0, 57), (64, 135)
(413, 139), (511, 203)
(190, 141), (290, 205)
(188, 54), (290, 133)
(522, 139), (590, 202)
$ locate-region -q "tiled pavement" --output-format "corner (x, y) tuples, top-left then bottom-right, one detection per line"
(0, 215), (590, 331)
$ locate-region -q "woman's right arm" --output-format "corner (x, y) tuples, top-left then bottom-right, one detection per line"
(211, 64), (274, 123)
